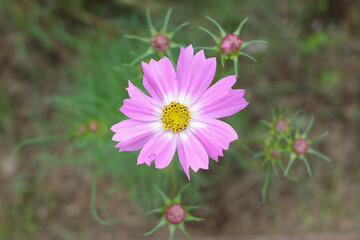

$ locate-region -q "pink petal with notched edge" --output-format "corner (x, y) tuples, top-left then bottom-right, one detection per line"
(126, 80), (163, 110)
(177, 130), (209, 180)
(137, 131), (177, 169)
(142, 57), (177, 104)
(198, 89), (248, 119)
(111, 119), (159, 142)
(190, 75), (236, 113)
(114, 131), (155, 152)
(176, 45), (216, 105)
(191, 118), (238, 161)
(120, 99), (161, 121)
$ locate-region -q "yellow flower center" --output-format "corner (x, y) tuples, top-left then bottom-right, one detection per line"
(161, 102), (191, 133)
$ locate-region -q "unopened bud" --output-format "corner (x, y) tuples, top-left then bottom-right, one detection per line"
(151, 34), (170, 52)
(274, 119), (289, 133)
(269, 147), (281, 159)
(88, 120), (99, 133)
(293, 138), (309, 155)
(165, 204), (185, 224)
(220, 34), (242, 54)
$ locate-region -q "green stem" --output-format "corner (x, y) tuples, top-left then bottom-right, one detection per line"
(170, 165), (178, 199)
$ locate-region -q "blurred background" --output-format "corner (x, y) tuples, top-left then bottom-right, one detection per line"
(0, 0), (359, 239)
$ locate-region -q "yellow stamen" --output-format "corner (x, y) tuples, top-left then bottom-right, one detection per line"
(161, 102), (191, 133)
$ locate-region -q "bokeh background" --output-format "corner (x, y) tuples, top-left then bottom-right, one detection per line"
(1, 0), (360, 239)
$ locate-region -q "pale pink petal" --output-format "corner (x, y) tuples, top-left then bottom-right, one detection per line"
(111, 119), (159, 142)
(196, 89), (248, 119)
(190, 75), (237, 111)
(120, 99), (160, 121)
(190, 118), (238, 161)
(142, 57), (177, 104)
(114, 132), (155, 152)
(126, 80), (163, 109)
(177, 130), (209, 180)
(137, 131), (177, 169)
(176, 45), (216, 105)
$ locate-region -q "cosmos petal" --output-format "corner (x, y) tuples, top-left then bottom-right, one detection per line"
(190, 75), (237, 113)
(111, 119), (160, 143)
(191, 118), (238, 161)
(114, 132), (155, 152)
(120, 98), (161, 121)
(126, 80), (163, 109)
(142, 57), (177, 104)
(176, 45), (216, 105)
(137, 131), (177, 169)
(177, 130), (209, 180)
(198, 89), (248, 118)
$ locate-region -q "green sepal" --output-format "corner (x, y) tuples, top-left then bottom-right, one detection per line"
(143, 216), (167, 236)
(262, 166), (271, 203)
(206, 16), (227, 37)
(302, 116), (314, 138)
(183, 204), (201, 211)
(165, 49), (175, 65)
(309, 131), (328, 144)
(161, 8), (172, 33)
(300, 155), (312, 176)
(130, 48), (154, 66)
(255, 151), (266, 158)
(146, 207), (163, 215)
(278, 156), (298, 180)
(271, 161), (279, 175)
(168, 22), (189, 38)
(178, 222), (191, 238)
(196, 46), (218, 51)
(284, 153), (296, 176)
(233, 17), (248, 36)
(260, 119), (272, 127)
(241, 39), (267, 49)
(168, 223), (176, 240)
(184, 213), (204, 222)
(240, 52), (257, 62)
(198, 26), (220, 43)
(124, 35), (150, 43)
(146, 8), (157, 35)
(308, 148), (332, 162)
(173, 184), (190, 203)
(154, 185), (172, 205)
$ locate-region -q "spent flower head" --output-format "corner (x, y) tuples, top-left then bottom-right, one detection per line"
(111, 45), (248, 179)
(199, 16), (266, 76)
(144, 184), (203, 240)
(125, 8), (188, 65)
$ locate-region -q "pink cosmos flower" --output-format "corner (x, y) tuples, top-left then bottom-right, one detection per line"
(111, 45), (248, 179)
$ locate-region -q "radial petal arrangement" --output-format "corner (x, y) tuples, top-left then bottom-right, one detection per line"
(111, 45), (249, 179)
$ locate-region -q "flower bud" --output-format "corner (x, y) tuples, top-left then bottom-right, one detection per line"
(269, 147), (282, 159)
(88, 120), (99, 133)
(77, 125), (86, 134)
(151, 34), (170, 52)
(165, 204), (185, 224)
(274, 119), (289, 133)
(220, 34), (242, 54)
(293, 138), (309, 155)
